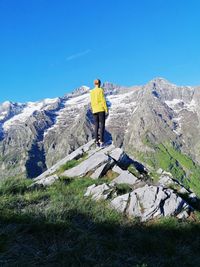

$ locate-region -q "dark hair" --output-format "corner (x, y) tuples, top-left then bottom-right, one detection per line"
(94, 79), (101, 86)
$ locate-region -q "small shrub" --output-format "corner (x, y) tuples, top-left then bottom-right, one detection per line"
(116, 183), (132, 195)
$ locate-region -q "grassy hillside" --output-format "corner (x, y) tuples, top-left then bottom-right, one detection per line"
(0, 176), (200, 267)
(134, 142), (200, 197)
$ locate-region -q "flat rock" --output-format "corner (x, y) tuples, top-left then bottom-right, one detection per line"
(109, 148), (124, 162)
(110, 170), (138, 186)
(63, 152), (110, 177)
(87, 144), (115, 158)
(84, 183), (113, 200)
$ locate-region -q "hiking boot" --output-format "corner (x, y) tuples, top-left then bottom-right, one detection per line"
(99, 142), (106, 148)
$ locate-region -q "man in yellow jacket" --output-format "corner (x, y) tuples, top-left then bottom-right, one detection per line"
(90, 79), (108, 147)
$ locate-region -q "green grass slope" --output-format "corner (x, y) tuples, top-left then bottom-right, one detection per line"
(0, 176), (200, 267)
(134, 141), (200, 197)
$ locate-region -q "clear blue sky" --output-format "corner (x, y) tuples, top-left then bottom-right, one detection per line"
(0, 0), (200, 103)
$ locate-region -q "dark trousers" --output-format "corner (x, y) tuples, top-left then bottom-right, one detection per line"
(93, 112), (105, 143)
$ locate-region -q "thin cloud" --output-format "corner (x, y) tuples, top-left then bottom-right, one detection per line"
(66, 49), (91, 61)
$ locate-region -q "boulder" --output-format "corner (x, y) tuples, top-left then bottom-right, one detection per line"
(84, 183), (113, 200)
(162, 189), (189, 216)
(110, 184), (191, 221)
(110, 193), (130, 213)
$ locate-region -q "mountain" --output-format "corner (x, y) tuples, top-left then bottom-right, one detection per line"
(1, 78), (200, 189)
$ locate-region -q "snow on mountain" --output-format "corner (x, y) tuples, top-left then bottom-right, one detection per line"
(67, 92), (90, 105)
(165, 98), (197, 113)
(165, 99), (182, 107)
(3, 97), (59, 131)
(0, 111), (8, 120)
(43, 93), (90, 137)
(0, 101), (25, 122)
(106, 91), (137, 125)
(185, 99), (196, 112)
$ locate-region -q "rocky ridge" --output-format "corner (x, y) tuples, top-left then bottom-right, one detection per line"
(31, 140), (198, 222)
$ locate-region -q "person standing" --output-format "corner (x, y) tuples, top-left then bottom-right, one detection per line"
(90, 79), (108, 147)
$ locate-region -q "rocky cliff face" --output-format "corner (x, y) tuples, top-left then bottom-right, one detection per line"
(0, 78), (200, 179)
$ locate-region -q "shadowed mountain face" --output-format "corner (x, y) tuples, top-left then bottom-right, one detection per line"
(0, 78), (200, 179)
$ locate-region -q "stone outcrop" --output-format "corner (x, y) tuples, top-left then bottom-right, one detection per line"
(31, 140), (198, 222)
(86, 183), (192, 222)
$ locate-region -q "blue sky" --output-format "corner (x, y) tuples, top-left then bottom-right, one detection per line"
(0, 0), (200, 102)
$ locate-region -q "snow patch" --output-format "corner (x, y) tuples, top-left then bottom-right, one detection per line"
(67, 93), (90, 106)
(165, 98), (197, 113)
(43, 94), (90, 137)
(106, 91), (137, 125)
(165, 99), (182, 107)
(3, 97), (59, 131)
(184, 99), (196, 112)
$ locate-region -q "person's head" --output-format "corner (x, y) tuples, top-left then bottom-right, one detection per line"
(94, 79), (101, 87)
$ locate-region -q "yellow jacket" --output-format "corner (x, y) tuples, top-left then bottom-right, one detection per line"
(90, 87), (108, 114)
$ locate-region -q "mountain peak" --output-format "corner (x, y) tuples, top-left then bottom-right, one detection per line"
(149, 77), (174, 86)
(68, 85), (90, 98)
(2, 101), (12, 108)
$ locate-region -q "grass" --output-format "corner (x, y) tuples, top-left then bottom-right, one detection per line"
(133, 142), (200, 197)
(128, 164), (141, 178)
(0, 176), (200, 266)
(56, 159), (78, 175)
